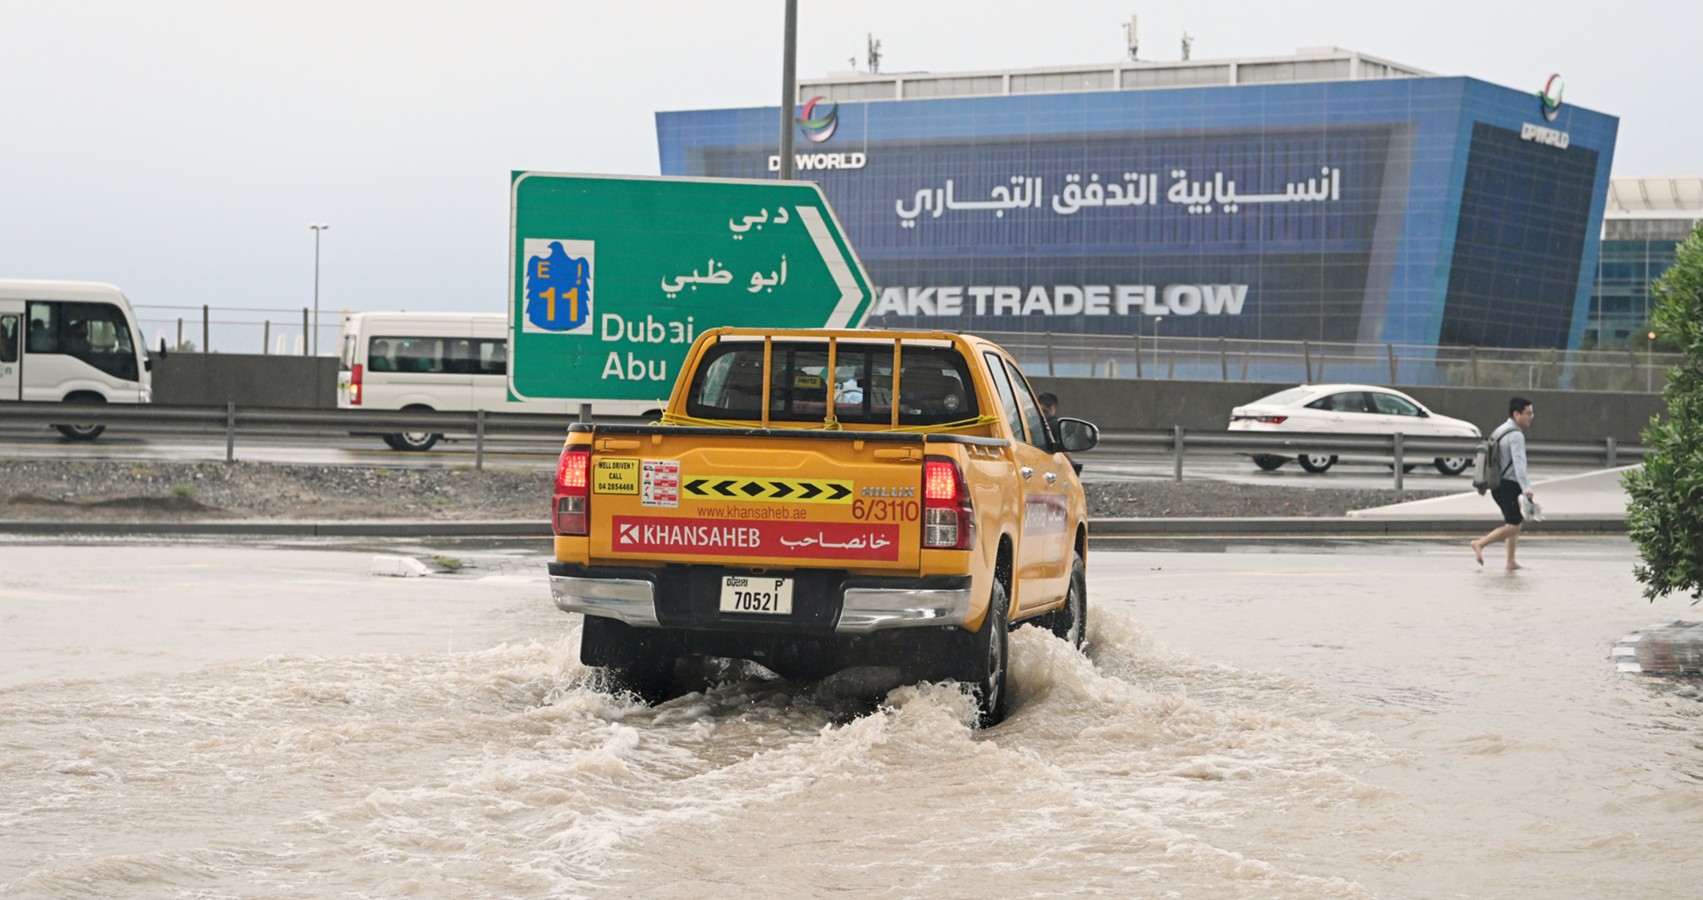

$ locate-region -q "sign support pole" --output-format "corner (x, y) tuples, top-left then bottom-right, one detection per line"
(778, 0), (797, 180)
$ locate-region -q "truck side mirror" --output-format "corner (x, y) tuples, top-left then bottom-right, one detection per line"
(1054, 417), (1099, 453)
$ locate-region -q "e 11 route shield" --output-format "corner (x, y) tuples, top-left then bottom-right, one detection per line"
(508, 172), (875, 405)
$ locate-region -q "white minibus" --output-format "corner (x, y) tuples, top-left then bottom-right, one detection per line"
(336, 311), (653, 451)
(0, 279), (153, 440)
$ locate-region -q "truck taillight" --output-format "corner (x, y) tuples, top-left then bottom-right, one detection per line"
(553, 446), (592, 536)
(922, 456), (975, 550)
(349, 363), (363, 405)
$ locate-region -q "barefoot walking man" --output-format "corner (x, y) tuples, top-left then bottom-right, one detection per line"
(1472, 397), (1535, 569)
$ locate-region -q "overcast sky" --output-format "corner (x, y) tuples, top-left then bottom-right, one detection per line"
(2, 0), (1696, 330)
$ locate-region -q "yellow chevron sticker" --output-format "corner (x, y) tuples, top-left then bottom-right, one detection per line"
(681, 476), (854, 504)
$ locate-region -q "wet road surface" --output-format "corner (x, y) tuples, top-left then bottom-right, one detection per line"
(1, 535), (1698, 898)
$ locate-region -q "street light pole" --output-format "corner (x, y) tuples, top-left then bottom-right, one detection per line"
(309, 224), (329, 355)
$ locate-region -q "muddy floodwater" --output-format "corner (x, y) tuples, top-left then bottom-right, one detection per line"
(2, 536), (1699, 898)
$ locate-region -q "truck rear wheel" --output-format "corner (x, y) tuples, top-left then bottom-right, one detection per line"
(958, 578), (1010, 728)
(605, 657), (675, 705)
(580, 615), (677, 705)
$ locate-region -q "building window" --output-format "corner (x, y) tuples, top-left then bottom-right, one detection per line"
(1011, 70), (1113, 94)
(799, 80), (895, 102)
(1120, 65), (1231, 89)
(1239, 59), (1350, 84)
(903, 75), (1003, 98)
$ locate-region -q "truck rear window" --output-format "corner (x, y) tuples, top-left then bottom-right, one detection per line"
(686, 341), (978, 427)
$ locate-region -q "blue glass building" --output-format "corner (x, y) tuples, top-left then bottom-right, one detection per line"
(657, 49), (1618, 350)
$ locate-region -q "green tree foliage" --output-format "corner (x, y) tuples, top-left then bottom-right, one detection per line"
(1625, 221), (1703, 602)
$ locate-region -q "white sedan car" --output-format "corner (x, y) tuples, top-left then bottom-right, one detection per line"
(1228, 383), (1480, 475)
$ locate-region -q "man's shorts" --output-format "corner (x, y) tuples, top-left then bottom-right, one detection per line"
(1491, 482), (1524, 526)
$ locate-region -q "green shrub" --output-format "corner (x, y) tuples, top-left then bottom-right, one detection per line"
(1625, 221), (1703, 603)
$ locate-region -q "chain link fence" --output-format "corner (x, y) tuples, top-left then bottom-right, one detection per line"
(134, 305), (341, 357)
(138, 305), (1682, 395)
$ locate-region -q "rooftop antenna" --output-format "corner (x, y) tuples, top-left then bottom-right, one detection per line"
(867, 33), (882, 74)
(1181, 32), (1193, 61)
(1124, 15), (1139, 61)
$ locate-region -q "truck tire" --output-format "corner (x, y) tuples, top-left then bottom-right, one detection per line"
(580, 615), (676, 705)
(1034, 550), (1088, 651)
(606, 657), (675, 705)
(1059, 551), (1088, 650)
(960, 578), (1010, 728)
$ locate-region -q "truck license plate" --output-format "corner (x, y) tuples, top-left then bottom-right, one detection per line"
(719, 575), (793, 615)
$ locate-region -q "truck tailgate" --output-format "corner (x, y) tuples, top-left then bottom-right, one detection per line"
(587, 430), (926, 571)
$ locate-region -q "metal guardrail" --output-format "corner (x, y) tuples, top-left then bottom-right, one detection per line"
(0, 402), (592, 471)
(1097, 427), (1639, 490)
(0, 401), (1644, 486)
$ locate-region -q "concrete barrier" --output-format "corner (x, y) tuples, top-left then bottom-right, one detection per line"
(154, 354), (339, 409)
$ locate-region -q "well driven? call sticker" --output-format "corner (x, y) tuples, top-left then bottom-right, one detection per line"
(594, 458), (640, 495)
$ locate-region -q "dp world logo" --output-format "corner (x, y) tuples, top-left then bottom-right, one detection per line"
(796, 96), (838, 143)
(1537, 73), (1564, 122)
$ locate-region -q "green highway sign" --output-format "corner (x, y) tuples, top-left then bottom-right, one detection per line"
(508, 172), (875, 405)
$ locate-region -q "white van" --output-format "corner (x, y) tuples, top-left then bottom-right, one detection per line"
(336, 311), (653, 450)
(0, 279), (153, 440)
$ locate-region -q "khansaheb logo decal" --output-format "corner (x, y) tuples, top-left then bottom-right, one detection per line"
(1537, 73), (1564, 122)
(612, 516), (899, 560)
(796, 96), (838, 143)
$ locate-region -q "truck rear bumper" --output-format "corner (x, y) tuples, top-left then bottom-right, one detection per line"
(837, 581), (973, 633)
(549, 563), (972, 634)
(550, 572), (662, 627)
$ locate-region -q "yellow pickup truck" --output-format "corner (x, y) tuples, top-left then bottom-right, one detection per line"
(547, 328), (1099, 726)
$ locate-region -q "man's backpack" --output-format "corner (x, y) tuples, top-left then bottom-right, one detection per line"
(1471, 428), (1509, 491)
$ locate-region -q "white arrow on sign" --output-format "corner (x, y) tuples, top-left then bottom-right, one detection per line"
(795, 205), (865, 329)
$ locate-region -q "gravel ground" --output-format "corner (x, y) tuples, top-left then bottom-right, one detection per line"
(0, 460), (1450, 522)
